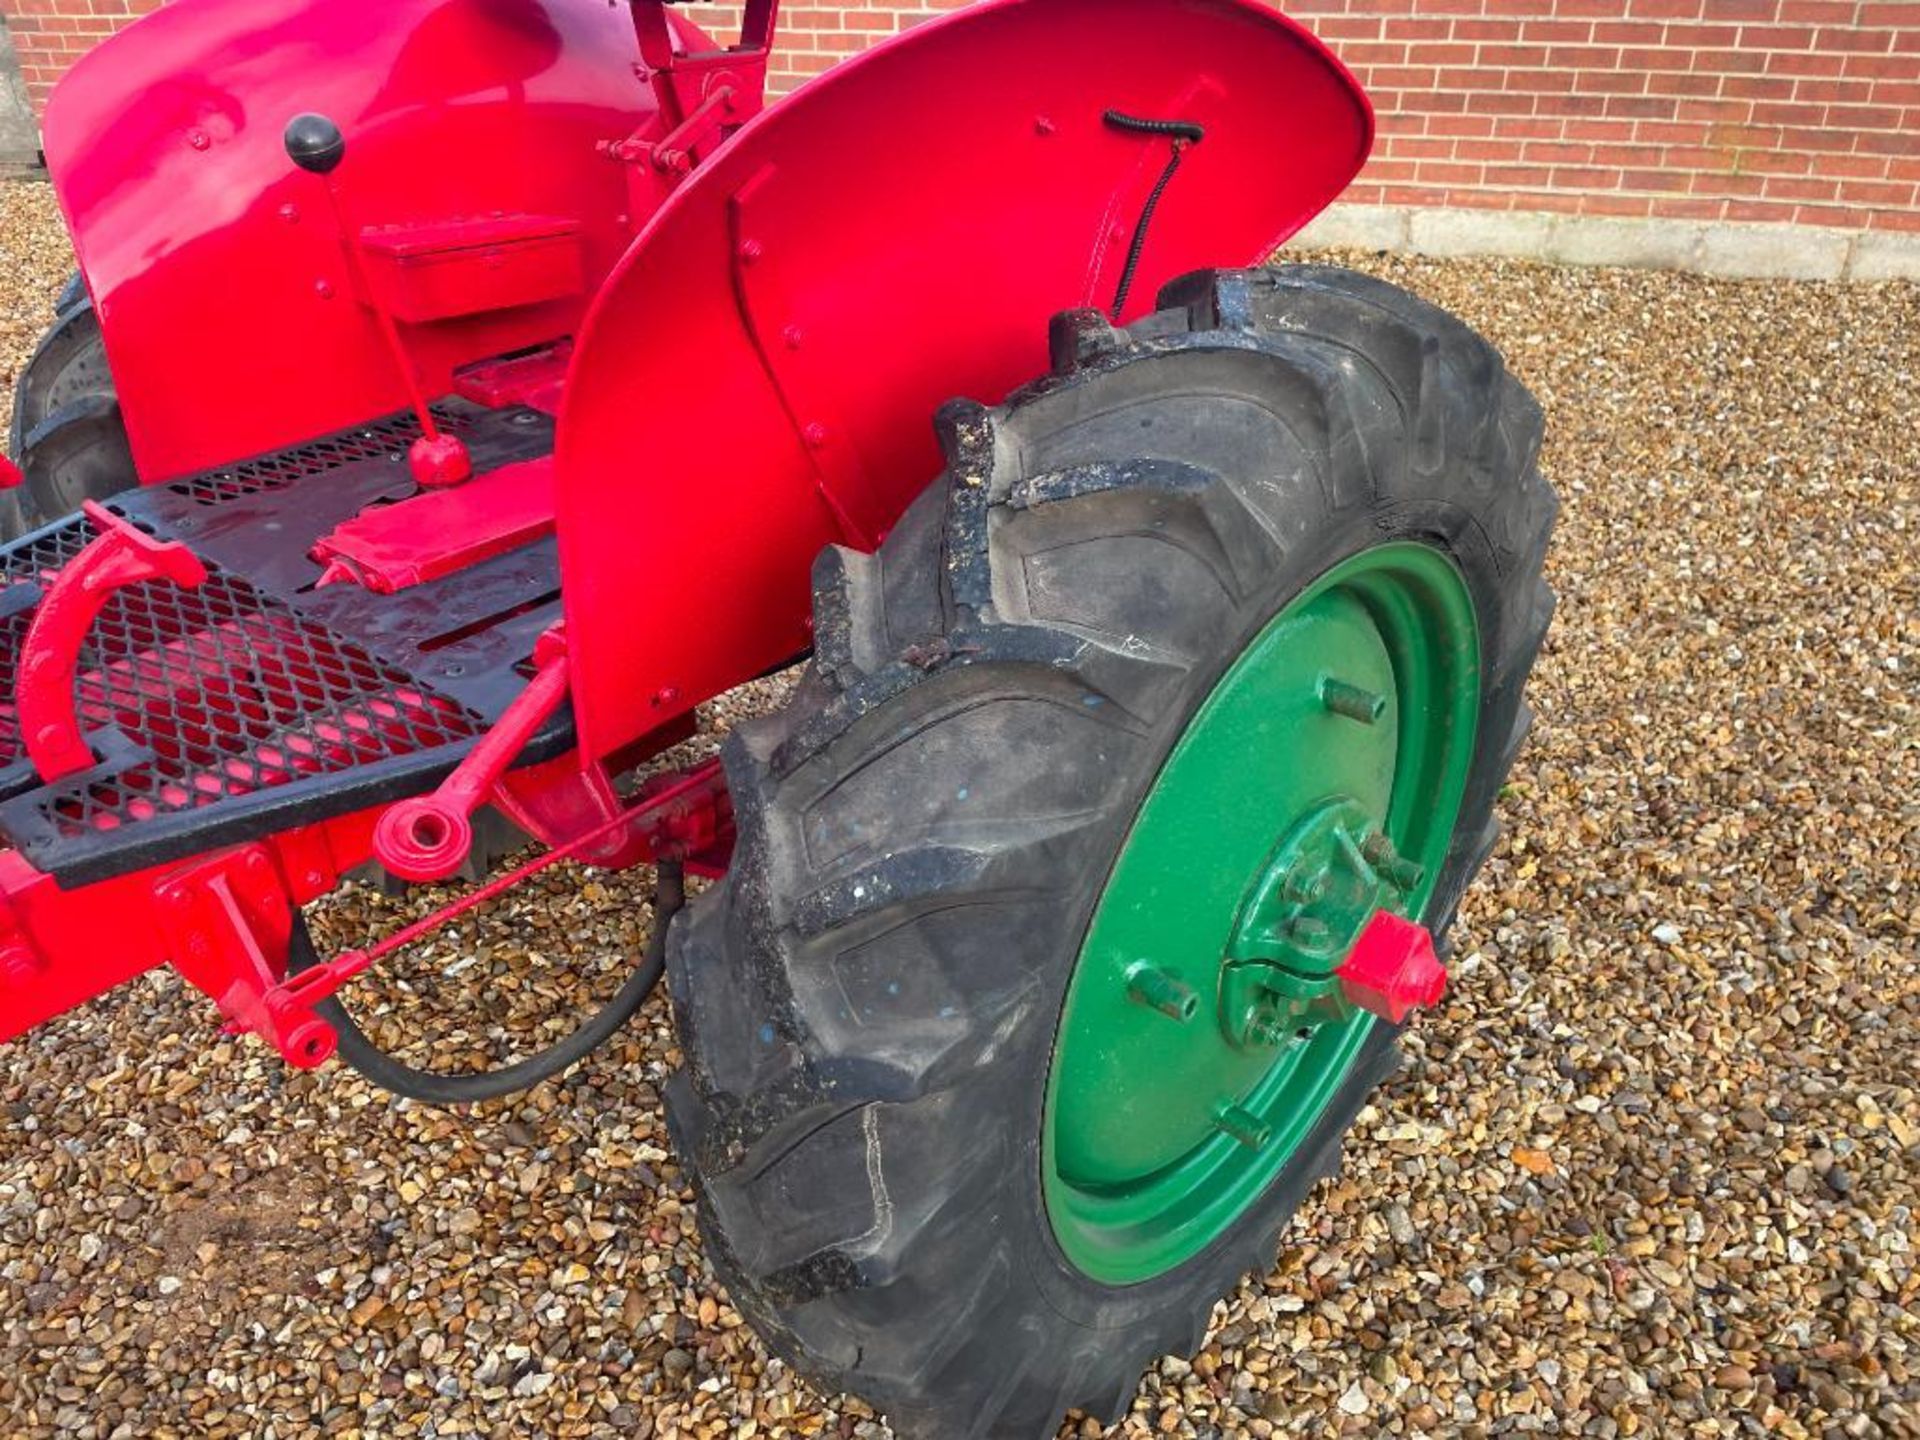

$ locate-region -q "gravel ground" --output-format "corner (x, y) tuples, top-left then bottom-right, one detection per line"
(1, 175), (1916, 1440)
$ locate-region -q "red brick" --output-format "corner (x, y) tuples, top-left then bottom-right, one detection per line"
(1519, 18), (1601, 42)
(1857, 4), (1914, 26)
(1720, 74), (1797, 99)
(1793, 203), (1863, 224)
(1650, 196), (1731, 217)
(1761, 174), (1841, 200)
(1592, 20), (1669, 44)
(1766, 49), (1848, 77)
(1814, 27), (1896, 54)
(1839, 177), (1919, 206)
(1453, 18), (1529, 40)
(1482, 163), (1556, 185)
(1581, 191), (1657, 215)
(1724, 198), (1799, 220)
(1736, 24), (1815, 50)
(1780, 1), (1860, 22)
(1844, 51), (1920, 80)
(1566, 117), (1642, 139)
(1791, 78), (1879, 105)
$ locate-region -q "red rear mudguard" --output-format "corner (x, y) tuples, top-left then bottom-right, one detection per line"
(556, 0), (1374, 762)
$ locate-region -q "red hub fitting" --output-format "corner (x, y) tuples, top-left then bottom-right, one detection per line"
(1336, 911), (1448, 1025)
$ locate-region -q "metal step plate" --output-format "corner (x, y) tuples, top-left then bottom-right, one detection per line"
(0, 401), (569, 885)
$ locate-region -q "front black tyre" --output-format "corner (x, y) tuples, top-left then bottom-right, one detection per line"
(6, 286), (136, 540)
(665, 267), (1556, 1438)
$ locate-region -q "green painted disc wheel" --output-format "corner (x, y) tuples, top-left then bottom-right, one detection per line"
(1043, 542), (1482, 1285)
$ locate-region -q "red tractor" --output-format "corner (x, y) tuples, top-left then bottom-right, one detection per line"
(1, 0), (1556, 1432)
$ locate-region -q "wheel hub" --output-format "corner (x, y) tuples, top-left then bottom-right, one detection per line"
(1218, 796), (1425, 1051)
(1042, 543), (1481, 1285)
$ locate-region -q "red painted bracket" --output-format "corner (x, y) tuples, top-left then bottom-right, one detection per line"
(18, 500), (208, 783)
(629, 757), (734, 875)
(620, 0), (777, 177)
(162, 846), (338, 1070)
(372, 627), (572, 882)
(0, 455), (23, 491)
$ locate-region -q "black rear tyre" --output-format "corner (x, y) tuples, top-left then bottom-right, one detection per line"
(6, 288), (136, 540)
(665, 267), (1556, 1439)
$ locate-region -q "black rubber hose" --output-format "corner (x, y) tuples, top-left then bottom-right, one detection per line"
(1101, 110), (1207, 320)
(295, 860), (686, 1106)
(1102, 110), (1206, 144)
(1109, 145), (1188, 321)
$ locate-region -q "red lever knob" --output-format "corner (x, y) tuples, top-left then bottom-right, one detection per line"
(1337, 911), (1448, 1024)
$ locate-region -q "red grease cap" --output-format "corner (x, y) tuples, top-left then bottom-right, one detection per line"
(1337, 911), (1448, 1024)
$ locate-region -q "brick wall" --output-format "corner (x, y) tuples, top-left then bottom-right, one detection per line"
(6, 0), (1916, 235)
(5, 0), (158, 113)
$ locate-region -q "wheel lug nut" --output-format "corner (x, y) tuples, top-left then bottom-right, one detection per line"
(1288, 915), (1332, 949)
(1285, 866), (1327, 904)
(1125, 963), (1199, 1023)
(1320, 677), (1386, 725)
(1213, 1103), (1272, 1151)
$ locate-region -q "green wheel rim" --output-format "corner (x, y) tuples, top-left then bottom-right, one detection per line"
(1042, 543), (1481, 1286)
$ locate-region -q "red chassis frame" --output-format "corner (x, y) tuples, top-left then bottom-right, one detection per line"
(2, 0), (1374, 1075)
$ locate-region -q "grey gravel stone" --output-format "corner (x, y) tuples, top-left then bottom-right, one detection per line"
(0, 189), (1916, 1440)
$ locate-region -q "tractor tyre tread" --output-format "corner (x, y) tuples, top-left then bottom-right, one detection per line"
(8, 297), (135, 539)
(666, 266), (1556, 1439)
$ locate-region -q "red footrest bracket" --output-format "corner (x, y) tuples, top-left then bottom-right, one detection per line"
(17, 501), (208, 783)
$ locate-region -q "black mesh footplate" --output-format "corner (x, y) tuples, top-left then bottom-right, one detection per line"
(0, 401), (569, 885)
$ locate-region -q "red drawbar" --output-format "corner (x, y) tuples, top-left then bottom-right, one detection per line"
(1337, 912), (1449, 1025)
(372, 629), (572, 883)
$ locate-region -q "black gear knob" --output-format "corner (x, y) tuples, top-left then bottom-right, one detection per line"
(284, 113), (345, 175)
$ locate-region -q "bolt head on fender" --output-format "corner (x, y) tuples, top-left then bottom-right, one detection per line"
(1337, 911), (1448, 1024)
